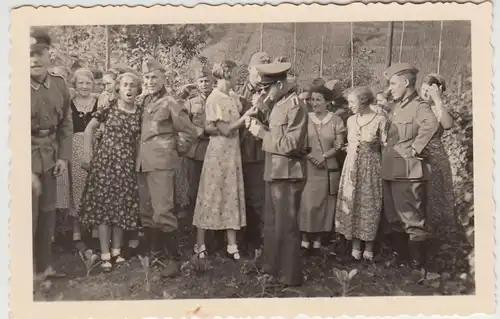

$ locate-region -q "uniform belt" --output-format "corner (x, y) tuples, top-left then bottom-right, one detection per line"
(31, 126), (57, 137)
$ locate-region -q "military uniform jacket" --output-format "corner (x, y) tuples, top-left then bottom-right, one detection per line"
(239, 81), (266, 164)
(184, 92), (210, 162)
(259, 92), (309, 182)
(136, 87), (198, 172)
(381, 92), (439, 181)
(31, 71), (73, 174)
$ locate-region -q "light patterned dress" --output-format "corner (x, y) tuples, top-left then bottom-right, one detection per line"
(335, 113), (388, 241)
(299, 112), (346, 233)
(192, 89), (246, 230)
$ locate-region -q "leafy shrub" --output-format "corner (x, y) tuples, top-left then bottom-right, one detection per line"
(440, 85), (474, 279)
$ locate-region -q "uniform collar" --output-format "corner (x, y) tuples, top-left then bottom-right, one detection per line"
(246, 81), (257, 94)
(30, 73), (50, 90)
(277, 91), (297, 106)
(399, 91), (418, 109)
(145, 85), (166, 103)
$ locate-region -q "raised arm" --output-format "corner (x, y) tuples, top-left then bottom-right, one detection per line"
(412, 102), (439, 154)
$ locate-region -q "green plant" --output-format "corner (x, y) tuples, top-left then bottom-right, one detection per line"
(78, 249), (101, 277)
(332, 268), (358, 296)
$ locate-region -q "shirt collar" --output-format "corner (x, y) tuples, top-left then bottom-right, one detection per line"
(30, 74), (50, 90)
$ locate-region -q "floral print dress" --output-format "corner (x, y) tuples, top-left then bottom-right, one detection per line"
(78, 103), (142, 231)
(335, 113), (388, 241)
(192, 89), (246, 230)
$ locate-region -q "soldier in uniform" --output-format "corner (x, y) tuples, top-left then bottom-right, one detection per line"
(30, 27), (73, 281)
(184, 65), (214, 219)
(137, 58), (198, 278)
(238, 51), (271, 256)
(246, 62), (309, 287)
(381, 63), (439, 269)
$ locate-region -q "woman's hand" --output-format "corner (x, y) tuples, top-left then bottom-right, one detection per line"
(94, 127), (103, 140)
(428, 84), (443, 105)
(243, 106), (259, 119)
(307, 154), (325, 168)
(32, 173), (42, 197)
(81, 151), (92, 172)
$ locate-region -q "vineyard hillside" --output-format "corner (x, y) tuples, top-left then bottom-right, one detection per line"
(200, 21), (471, 91)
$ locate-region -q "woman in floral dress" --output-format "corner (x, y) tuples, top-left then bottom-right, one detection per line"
(79, 72), (142, 271)
(192, 60), (257, 261)
(420, 73), (456, 238)
(335, 87), (388, 261)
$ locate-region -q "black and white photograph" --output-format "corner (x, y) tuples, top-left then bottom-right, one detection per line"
(9, 2), (494, 318)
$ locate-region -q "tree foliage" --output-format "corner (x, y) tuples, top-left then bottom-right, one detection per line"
(48, 24), (212, 89)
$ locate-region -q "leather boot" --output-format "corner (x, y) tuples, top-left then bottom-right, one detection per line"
(137, 227), (152, 257)
(390, 232), (409, 264)
(150, 228), (164, 258)
(160, 230), (181, 278)
(408, 240), (426, 269)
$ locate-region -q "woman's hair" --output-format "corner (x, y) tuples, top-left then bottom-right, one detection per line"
(103, 69), (119, 81)
(376, 90), (390, 100)
(70, 68), (95, 87)
(115, 72), (143, 96)
(212, 60), (237, 80)
(422, 73), (447, 92)
(349, 86), (375, 107)
(310, 84), (335, 102)
(299, 84), (313, 94)
(91, 68), (104, 80)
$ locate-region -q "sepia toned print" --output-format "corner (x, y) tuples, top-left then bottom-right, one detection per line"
(10, 2), (493, 318)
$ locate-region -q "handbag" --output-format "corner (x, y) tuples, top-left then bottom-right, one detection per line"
(311, 120), (341, 196)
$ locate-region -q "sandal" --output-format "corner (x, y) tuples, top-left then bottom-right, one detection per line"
(351, 249), (362, 261)
(194, 244), (207, 259)
(226, 245), (241, 261)
(363, 251), (374, 262)
(100, 260), (112, 272)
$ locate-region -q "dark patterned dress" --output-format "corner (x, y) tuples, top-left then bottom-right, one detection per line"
(78, 103), (142, 230)
(427, 125), (456, 237)
(335, 113), (388, 241)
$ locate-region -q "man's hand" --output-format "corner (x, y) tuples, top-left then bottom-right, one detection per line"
(248, 118), (264, 138)
(53, 160), (67, 177)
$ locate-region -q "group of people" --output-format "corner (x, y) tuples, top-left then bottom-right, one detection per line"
(31, 26), (456, 289)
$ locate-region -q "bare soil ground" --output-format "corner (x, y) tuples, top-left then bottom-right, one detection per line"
(34, 218), (473, 301)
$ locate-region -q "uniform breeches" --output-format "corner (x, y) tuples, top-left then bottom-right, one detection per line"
(263, 180), (305, 286)
(32, 170), (57, 274)
(383, 180), (429, 241)
(138, 170), (178, 232)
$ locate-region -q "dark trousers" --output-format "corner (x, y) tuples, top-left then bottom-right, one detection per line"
(32, 170), (57, 274)
(263, 180), (305, 286)
(186, 158), (203, 215)
(242, 162), (265, 250)
(138, 170), (178, 232)
(383, 180), (429, 241)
